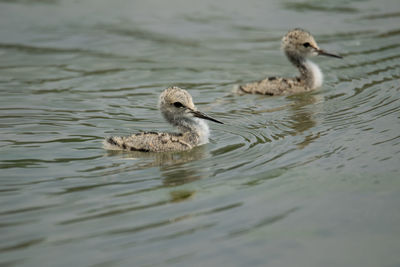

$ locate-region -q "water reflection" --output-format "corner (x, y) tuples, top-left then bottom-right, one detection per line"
(287, 94), (318, 133)
(246, 93), (321, 148)
(106, 145), (208, 186)
(286, 94), (322, 149)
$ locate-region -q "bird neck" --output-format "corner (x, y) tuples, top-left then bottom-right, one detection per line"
(167, 116), (210, 145)
(286, 52), (323, 89)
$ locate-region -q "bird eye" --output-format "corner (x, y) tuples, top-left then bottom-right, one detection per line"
(303, 42), (311, 48)
(173, 102), (184, 108)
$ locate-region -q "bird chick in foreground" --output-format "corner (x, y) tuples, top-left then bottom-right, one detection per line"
(104, 86), (223, 152)
(238, 28), (342, 96)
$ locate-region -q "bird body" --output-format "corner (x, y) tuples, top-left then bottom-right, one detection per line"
(104, 131), (196, 152)
(238, 28), (342, 96)
(104, 87), (222, 152)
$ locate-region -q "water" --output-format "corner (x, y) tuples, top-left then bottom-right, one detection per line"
(1, 0), (400, 266)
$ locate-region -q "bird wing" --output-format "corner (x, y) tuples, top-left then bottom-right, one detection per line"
(105, 132), (193, 152)
(238, 77), (304, 96)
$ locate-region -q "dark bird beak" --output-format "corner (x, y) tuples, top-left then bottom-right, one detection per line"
(317, 49), (343, 59)
(191, 110), (224, 124)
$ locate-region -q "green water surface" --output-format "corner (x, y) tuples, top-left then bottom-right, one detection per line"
(0, 0), (399, 266)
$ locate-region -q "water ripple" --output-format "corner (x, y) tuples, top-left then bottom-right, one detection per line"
(1, 1), (400, 266)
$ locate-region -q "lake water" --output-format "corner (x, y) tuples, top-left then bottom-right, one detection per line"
(1, 0), (400, 266)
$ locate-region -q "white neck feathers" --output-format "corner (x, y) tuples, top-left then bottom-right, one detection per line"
(192, 118), (210, 145)
(172, 117), (210, 145)
(305, 60), (323, 89)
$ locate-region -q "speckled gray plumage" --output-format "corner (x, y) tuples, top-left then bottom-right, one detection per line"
(104, 87), (222, 152)
(105, 132), (198, 152)
(238, 76), (309, 96)
(238, 28), (342, 96)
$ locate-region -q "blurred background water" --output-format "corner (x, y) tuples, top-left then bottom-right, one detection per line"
(0, 0), (399, 266)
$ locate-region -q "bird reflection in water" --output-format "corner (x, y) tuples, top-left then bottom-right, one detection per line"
(106, 145), (209, 193)
(286, 93), (322, 149)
